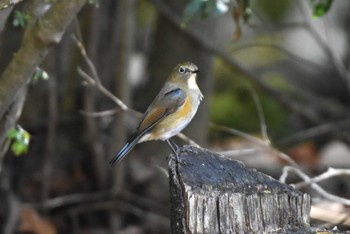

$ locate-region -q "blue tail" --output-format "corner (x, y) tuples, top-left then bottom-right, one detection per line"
(109, 134), (141, 167)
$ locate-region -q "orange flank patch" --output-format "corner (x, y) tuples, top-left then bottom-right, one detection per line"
(138, 97), (192, 140)
(174, 97), (191, 120)
(139, 107), (166, 132)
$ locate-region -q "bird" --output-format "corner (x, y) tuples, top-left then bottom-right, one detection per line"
(109, 62), (203, 167)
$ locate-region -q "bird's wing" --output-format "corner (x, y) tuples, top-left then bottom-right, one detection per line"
(137, 88), (186, 135)
(109, 88), (186, 167)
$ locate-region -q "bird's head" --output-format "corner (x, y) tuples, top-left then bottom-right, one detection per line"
(170, 62), (199, 90)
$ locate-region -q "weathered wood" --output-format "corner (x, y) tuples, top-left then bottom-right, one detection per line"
(169, 146), (311, 234)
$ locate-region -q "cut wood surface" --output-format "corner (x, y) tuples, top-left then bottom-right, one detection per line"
(168, 146), (311, 234)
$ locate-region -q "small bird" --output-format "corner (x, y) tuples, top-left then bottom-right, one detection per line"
(110, 62), (203, 167)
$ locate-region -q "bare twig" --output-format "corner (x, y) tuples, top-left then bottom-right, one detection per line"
(278, 118), (350, 146)
(219, 148), (263, 157)
(211, 123), (299, 167)
(210, 123), (268, 146)
(280, 166), (350, 206)
(79, 109), (118, 117)
(41, 58), (58, 201)
(232, 43), (324, 71)
(26, 189), (166, 214)
(25, 189), (170, 227)
(294, 167), (350, 189)
(70, 201), (169, 226)
(73, 36), (128, 111)
(248, 85), (270, 144)
(297, 1), (350, 99)
(177, 133), (200, 147)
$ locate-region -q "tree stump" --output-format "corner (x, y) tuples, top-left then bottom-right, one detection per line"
(169, 146), (310, 234)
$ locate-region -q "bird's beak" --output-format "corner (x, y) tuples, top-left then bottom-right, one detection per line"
(193, 69), (199, 74)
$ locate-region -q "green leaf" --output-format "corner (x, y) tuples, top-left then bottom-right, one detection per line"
(7, 128), (19, 139)
(7, 126), (30, 156)
(309, 0), (333, 19)
(13, 10), (30, 28)
(12, 141), (28, 156)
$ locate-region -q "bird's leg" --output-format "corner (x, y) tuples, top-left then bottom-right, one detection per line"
(166, 138), (179, 156)
(167, 139), (180, 165)
(166, 139), (191, 166)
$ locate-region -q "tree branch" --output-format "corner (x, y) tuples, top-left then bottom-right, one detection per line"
(280, 166), (350, 206)
(294, 167), (350, 189)
(0, 0), (87, 149)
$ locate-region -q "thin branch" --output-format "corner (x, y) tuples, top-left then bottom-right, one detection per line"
(73, 36), (128, 111)
(26, 189), (167, 214)
(297, 1), (350, 100)
(219, 148), (263, 157)
(177, 133), (200, 147)
(294, 167), (350, 189)
(234, 43), (347, 119)
(278, 118), (350, 146)
(65, 200), (169, 229)
(247, 85), (270, 144)
(79, 109), (118, 117)
(210, 123), (267, 146)
(232, 43), (324, 71)
(280, 166), (350, 206)
(210, 123), (299, 167)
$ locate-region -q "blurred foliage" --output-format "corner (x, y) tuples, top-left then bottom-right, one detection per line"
(181, 0), (230, 28)
(137, 0), (157, 28)
(44, 0), (57, 3)
(210, 59), (290, 139)
(255, 0), (292, 22)
(12, 10), (30, 28)
(7, 126), (30, 156)
(231, 0), (252, 41)
(88, 0), (99, 8)
(308, 0), (333, 18)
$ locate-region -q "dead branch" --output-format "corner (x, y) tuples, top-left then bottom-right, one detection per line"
(278, 119), (350, 146)
(294, 167), (350, 189)
(280, 166), (350, 206)
(73, 36), (128, 111)
(248, 85), (270, 144)
(211, 123), (299, 167)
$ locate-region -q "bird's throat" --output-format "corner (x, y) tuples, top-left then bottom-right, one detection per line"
(187, 75), (199, 90)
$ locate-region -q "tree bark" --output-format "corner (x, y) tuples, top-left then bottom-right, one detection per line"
(169, 146), (311, 233)
(0, 0), (87, 155)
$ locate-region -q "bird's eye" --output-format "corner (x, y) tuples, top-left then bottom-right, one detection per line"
(179, 66), (186, 74)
